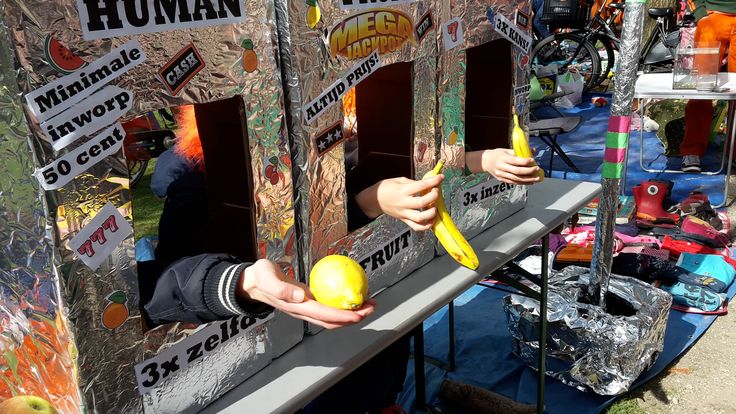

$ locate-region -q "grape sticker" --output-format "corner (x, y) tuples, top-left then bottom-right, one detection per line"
(101, 291), (129, 330)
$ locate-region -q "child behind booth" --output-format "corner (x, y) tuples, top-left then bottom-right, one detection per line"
(136, 105), (542, 413)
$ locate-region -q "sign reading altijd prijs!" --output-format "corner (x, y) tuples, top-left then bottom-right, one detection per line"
(329, 9), (415, 60)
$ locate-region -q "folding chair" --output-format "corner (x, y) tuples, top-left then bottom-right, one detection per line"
(528, 82), (582, 175)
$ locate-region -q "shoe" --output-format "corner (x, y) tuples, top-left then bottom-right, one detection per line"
(682, 155), (701, 173)
(680, 216), (730, 246)
(632, 181), (680, 223)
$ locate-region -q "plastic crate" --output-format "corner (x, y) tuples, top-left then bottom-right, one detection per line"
(541, 0), (592, 29)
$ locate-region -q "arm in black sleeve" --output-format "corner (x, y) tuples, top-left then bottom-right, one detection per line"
(144, 253), (273, 325)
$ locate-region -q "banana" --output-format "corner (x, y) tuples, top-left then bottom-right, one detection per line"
(512, 114), (545, 181)
(422, 161), (480, 270)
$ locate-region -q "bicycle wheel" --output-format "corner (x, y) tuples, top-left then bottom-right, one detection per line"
(591, 34), (615, 88)
(128, 159), (148, 188)
(532, 33), (601, 92)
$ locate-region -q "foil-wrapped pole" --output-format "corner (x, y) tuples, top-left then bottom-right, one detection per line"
(588, 0), (646, 307)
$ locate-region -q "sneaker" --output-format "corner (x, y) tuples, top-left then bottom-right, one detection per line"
(682, 155), (701, 173)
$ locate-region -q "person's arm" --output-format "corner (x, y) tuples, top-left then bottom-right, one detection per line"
(465, 149), (542, 184)
(150, 149), (191, 198)
(691, 0), (707, 22)
(354, 174), (444, 231)
(145, 254), (374, 328)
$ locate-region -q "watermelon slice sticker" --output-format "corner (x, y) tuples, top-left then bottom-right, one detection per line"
(44, 35), (87, 74)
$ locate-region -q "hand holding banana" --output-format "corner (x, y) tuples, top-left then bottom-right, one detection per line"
(512, 114), (545, 181)
(422, 161), (480, 270)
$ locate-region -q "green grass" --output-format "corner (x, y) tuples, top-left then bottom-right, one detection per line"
(605, 398), (644, 414)
(131, 159), (165, 240)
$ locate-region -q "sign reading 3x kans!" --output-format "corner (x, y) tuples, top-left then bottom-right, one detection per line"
(329, 9), (415, 60)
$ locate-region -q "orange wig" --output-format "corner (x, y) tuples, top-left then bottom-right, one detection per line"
(174, 105), (205, 169)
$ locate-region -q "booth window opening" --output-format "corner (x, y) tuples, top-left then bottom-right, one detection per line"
(125, 98), (258, 331)
(345, 62), (414, 231)
(464, 40), (513, 152)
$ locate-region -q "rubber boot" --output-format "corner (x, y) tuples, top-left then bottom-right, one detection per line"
(633, 181), (679, 223)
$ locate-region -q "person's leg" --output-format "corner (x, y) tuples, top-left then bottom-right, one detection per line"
(532, 0), (551, 39)
(681, 14), (728, 170)
(726, 15), (736, 160)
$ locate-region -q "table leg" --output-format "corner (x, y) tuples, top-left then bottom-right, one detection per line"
(448, 301), (455, 372)
(414, 324), (426, 412)
(537, 234), (549, 414)
(715, 101), (736, 208)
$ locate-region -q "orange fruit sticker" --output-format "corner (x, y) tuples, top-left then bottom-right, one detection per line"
(101, 291), (129, 330)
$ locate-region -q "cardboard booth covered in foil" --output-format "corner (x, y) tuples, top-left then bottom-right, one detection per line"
(275, 0), (441, 309)
(434, 0), (531, 245)
(504, 266), (672, 395)
(1, 0), (301, 412)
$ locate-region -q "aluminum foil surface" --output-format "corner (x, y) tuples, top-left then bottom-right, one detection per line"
(275, 0), (441, 294)
(436, 0), (531, 246)
(589, 2), (645, 306)
(504, 266), (672, 395)
(3, 0), (301, 412)
(328, 214), (435, 297)
(0, 8), (82, 413)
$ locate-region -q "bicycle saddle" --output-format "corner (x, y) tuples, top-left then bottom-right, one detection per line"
(648, 8), (673, 18)
(608, 2), (625, 11)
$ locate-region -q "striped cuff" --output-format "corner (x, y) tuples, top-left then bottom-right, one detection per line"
(203, 262), (248, 318)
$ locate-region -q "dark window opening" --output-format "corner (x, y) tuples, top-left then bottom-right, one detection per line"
(345, 62), (414, 231)
(126, 96), (257, 331)
(465, 39), (513, 152)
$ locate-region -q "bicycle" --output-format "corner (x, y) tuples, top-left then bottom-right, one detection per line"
(532, 1), (686, 91)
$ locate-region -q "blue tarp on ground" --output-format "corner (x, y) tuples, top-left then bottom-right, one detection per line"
(398, 281), (736, 414)
(532, 93), (728, 205)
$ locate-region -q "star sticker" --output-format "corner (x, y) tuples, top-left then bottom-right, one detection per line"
(318, 139), (327, 151)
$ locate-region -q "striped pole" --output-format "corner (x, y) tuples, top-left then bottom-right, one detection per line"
(587, 0), (647, 307)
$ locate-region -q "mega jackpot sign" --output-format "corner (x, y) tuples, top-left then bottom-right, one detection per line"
(329, 9), (414, 60)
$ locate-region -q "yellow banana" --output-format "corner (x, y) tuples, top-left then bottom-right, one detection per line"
(512, 114), (545, 181)
(422, 161), (480, 270)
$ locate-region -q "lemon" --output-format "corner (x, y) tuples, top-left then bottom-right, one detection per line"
(309, 255), (368, 310)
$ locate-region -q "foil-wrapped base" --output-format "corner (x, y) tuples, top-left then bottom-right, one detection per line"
(504, 266), (672, 395)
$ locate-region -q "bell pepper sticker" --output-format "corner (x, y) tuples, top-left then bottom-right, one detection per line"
(306, 0), (321, 29)
(101, 290), (129, 330)
(241, 39), (258, 73)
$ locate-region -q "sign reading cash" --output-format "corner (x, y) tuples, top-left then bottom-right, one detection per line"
(76, 0), (247, 40)
(158, 43), (205, 95)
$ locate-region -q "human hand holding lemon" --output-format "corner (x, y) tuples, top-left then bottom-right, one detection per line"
(239, 258), (374, 329)
(309, 255), (368, 310)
